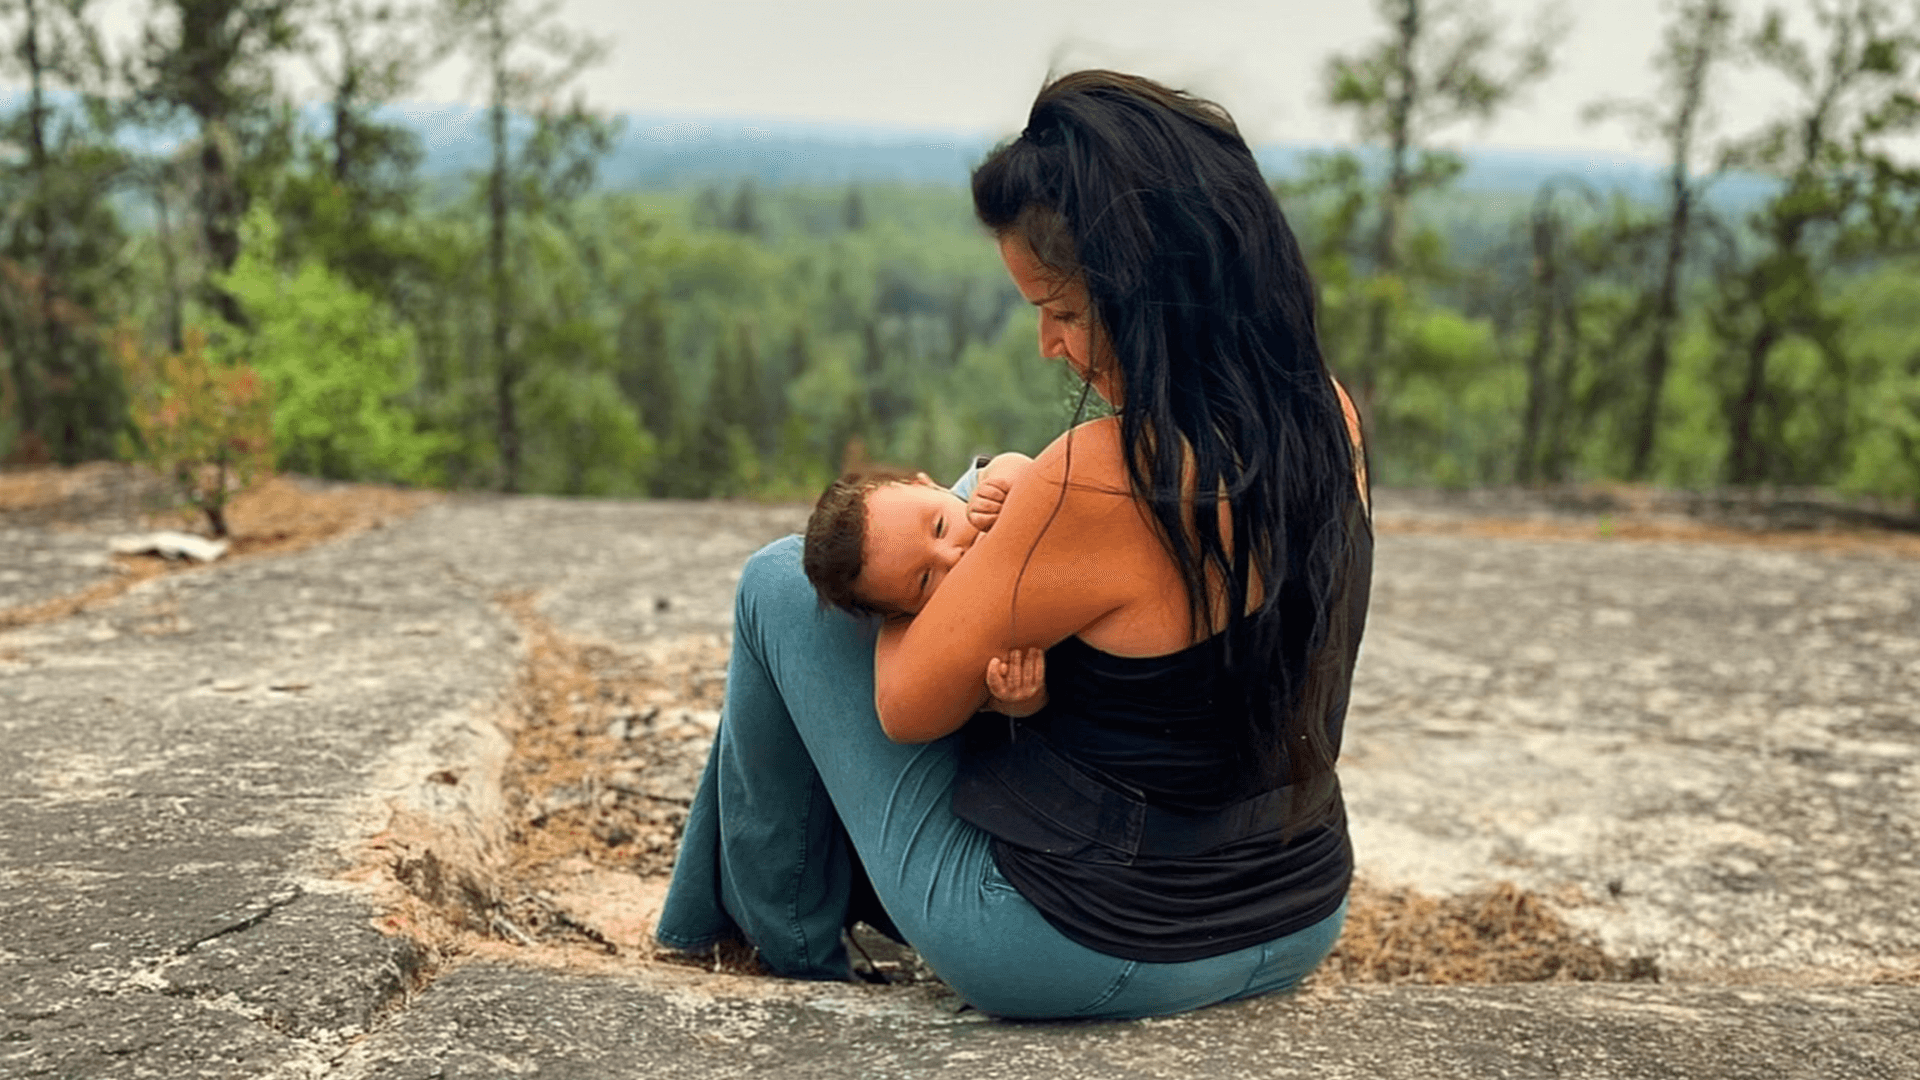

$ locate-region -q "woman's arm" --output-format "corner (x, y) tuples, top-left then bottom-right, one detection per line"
(1332, 377), (1369, 511)
(875, 419), (1141, 742)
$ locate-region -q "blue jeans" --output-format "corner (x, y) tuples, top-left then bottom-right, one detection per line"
(656, 536), (1347, 1020)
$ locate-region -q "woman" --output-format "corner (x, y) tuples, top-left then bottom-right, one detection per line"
(656, 70), (1372, 1020)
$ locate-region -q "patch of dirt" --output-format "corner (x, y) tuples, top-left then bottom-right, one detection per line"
(0, 461), (173, 524)
(0, 466), (435, 630)
(478, 596), (729, 960)
(153, 474), (437, 558)
(364, 605), (1655, 993)
(1871, 961), (1920, 985)
(0, 556), (175, 631)
(357, 596), (750, 977)
(1318, 879), (1656, 986)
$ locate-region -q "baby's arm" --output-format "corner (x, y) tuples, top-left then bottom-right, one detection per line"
(982, 647), (1047, 718)
(967, 452), (1033, 533)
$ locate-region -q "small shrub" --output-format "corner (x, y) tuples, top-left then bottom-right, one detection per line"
(115, 325), (274, 538)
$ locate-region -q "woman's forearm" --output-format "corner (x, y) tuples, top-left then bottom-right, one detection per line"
(873, 618), (989, 742)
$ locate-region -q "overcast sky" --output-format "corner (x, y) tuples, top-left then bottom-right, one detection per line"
(479, 0), (1791, 161)
(31, 0), (1829, 162)
(530, 0), (1644, 146)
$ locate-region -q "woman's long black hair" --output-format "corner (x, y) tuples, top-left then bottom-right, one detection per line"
(972, 70), (1371, 800)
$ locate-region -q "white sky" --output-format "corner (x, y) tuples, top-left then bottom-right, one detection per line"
(26, 0), (1833, 162)
(501, 0), (1782, 161)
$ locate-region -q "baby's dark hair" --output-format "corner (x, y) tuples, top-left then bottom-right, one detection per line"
(803, 464), (922, 616)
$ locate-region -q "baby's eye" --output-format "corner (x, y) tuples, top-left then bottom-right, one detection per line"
(918, 570), (930, 593)
(935, 517), (946, 539)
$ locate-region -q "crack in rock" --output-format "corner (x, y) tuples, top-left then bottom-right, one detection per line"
(174, 887), (304, 956)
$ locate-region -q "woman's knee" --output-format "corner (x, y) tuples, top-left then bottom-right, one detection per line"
(735, 535), (809, 619)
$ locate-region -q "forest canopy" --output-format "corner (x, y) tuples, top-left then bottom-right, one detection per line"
(2, 0), (1917, 517)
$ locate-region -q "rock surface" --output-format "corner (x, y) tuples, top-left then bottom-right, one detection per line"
(2, 486), (1916, 1078)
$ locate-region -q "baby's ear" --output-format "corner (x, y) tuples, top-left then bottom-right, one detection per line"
(912, 471), (939, 487)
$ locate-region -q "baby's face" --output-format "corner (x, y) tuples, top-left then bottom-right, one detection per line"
(852, 477), (979, 615)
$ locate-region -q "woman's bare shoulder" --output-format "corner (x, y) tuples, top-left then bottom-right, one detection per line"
(1029, 416), (1129, 490)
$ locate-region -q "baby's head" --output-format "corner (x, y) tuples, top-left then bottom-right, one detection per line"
(804, 466), (979, 618)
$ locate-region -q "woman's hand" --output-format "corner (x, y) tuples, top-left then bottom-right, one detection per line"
(984, 647), (1047, 717)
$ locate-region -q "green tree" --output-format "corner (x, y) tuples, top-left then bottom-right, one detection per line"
(1713, 0), (1920, 484)
(217, 207), (443, 483)
(616, 283), (676, 446)
(1321, 0), (1563, 424)
(127, 0), (300, 327)
(512, 214), (655, 496)
(272, 0), (440, 293)
(115, 324), (273, 538)
(437, 0), (612, 492)
(1508, 180), (1600, 483)
(1500, 188), (1674, 483)
(1587, 0), (1738, 479)
(0, 0), (127, 463)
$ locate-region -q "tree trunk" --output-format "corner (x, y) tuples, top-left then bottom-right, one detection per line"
(12, 0), (50, 456)
(1726, 320), (1780, 485)
(153, 174), (186, 353)
(198, 123), (249, 327)
(487, 4), (518, 492)
(25, 0), (86, 463)
(1544, 272), (1584, 483)
(1517, 199), (1559, 484)
(1627, 182), (1691, 480)
(1359, 0), (1420, 422)
(1625, 0), (1727, 480)
(332, 51), (357, 183)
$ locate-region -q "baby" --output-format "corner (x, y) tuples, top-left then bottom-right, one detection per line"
(803, 453), (1047, 717)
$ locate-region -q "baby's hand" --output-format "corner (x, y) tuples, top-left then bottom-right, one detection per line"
(984, 647), (1047, 718)
(967, 476), (1014, 533)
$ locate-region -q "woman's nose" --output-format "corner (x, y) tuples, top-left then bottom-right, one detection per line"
(1038, 316), (1063, 359)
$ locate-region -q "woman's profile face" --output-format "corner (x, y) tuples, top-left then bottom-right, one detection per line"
(997, 233), (1118, 405)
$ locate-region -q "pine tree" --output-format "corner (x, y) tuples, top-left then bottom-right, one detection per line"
(436, 0), (612, 492)
(128, 0), (300, 327)
(1323, 0), (1563, 421)
(0, 0), (129, 463)
(1715, 0), (1920, 484)
(1587, 0), (1738, 479)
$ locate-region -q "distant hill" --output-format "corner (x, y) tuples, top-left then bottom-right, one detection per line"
(385, 103), (1775, 211)
(1, 90), (1776, 211)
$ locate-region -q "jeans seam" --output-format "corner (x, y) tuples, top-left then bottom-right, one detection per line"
(1074, 960), (1137, 1016)
(1237, 941), (1277, 999)
(780, 766), (817, 967)
(744, 571), (817, 973)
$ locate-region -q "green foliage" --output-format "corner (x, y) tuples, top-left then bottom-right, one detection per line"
(217, 208), (444, 484)
(0, 0), (131, 464)
(1833, 262), (1920, 496)
(1707, 0), (1920, 486)
(1308, 0), (1565, 481)
(9, 0), (1920, 514)
(516, 366), (654, 496)
(1368, 304), (1509, 486)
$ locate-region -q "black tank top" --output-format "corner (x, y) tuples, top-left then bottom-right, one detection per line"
(951, 517), (1370, 963)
